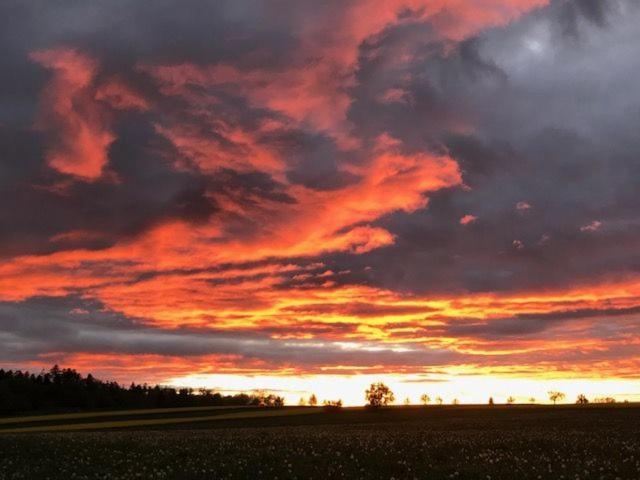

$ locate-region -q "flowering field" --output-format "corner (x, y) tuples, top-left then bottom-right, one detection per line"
(1, 405), (639, 479)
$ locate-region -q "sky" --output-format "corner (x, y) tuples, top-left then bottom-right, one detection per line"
(1, 0), (639, 405)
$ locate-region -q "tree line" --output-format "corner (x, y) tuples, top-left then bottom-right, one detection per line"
(363, 384), (621, 407)
(300, 383), (624, 409)
(1, 369), (625, 415)
(0, 366), (284, 414)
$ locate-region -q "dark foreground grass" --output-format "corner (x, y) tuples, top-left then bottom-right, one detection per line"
(0, 407), (314, 433)
(1, 405), (639, 479)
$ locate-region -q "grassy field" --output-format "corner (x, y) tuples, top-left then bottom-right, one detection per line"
(0, 404), (256, 425)
(1, 404), (639, 479)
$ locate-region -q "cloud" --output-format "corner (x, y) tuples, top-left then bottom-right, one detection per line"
(30, 48), (115, 180)
(0, 295), (466, 375)
(1, 0), (640, 385)
(460, 214), (477, 225)
(581, 220), (603, 232)
(2, 291), (638, 383)
(344, 0), (640, 294)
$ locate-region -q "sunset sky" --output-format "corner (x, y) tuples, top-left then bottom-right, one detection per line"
(1, 0), (639, 405)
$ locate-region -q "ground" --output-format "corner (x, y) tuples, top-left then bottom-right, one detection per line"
(1, 405), (639, 479)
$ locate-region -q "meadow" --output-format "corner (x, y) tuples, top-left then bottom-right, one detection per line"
(0, 404), (639, 479)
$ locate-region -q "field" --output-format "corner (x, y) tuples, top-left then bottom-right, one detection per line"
(1, 404), (639, 479)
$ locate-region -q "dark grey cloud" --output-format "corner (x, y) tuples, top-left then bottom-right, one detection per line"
(560, 0), (611, 37)
(0, 0), (297, 70)
(339, 0), (640, 294)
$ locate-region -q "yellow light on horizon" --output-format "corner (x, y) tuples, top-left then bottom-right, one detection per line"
(169, 373), (640, 407)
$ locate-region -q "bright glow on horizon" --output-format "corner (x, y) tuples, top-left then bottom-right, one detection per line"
(170, 373), (640, 407)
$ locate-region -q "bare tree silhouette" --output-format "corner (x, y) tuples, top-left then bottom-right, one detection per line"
(548, 391), (566, 405)
(420, 393), (431, 405)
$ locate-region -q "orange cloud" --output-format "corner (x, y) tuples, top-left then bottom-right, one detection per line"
(460, 214), (477, 225)
(95, 76), (150, 111)
(30, 48), (115, 181)
(142, 0), (547, 146)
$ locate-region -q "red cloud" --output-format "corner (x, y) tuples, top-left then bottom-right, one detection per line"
(30, 48), (115, 181)
(460, 214), (477, 225)
(95, 77), (150, 111)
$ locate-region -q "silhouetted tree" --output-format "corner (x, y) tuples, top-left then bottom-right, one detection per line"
(488, 396), (494, 406)
(322, 399), (343, 411)
(257, 392), (285, 408)
(548, 391), (566, 405)
(308, 393), (318, 406)
(420, 393), (431, 405)
(452, 398), (460, 405)
(436, 396), (443, 405)
(507, 396), (515, 405)
(593, 397), (616, 404)
(298, 397), (306, 406)
(576, 394), (589, 405)
(365, 382), (395, 407)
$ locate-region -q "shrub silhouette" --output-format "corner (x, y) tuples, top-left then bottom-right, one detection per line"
(593, 397), (616, 404)
(322, 399), (343, 412)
